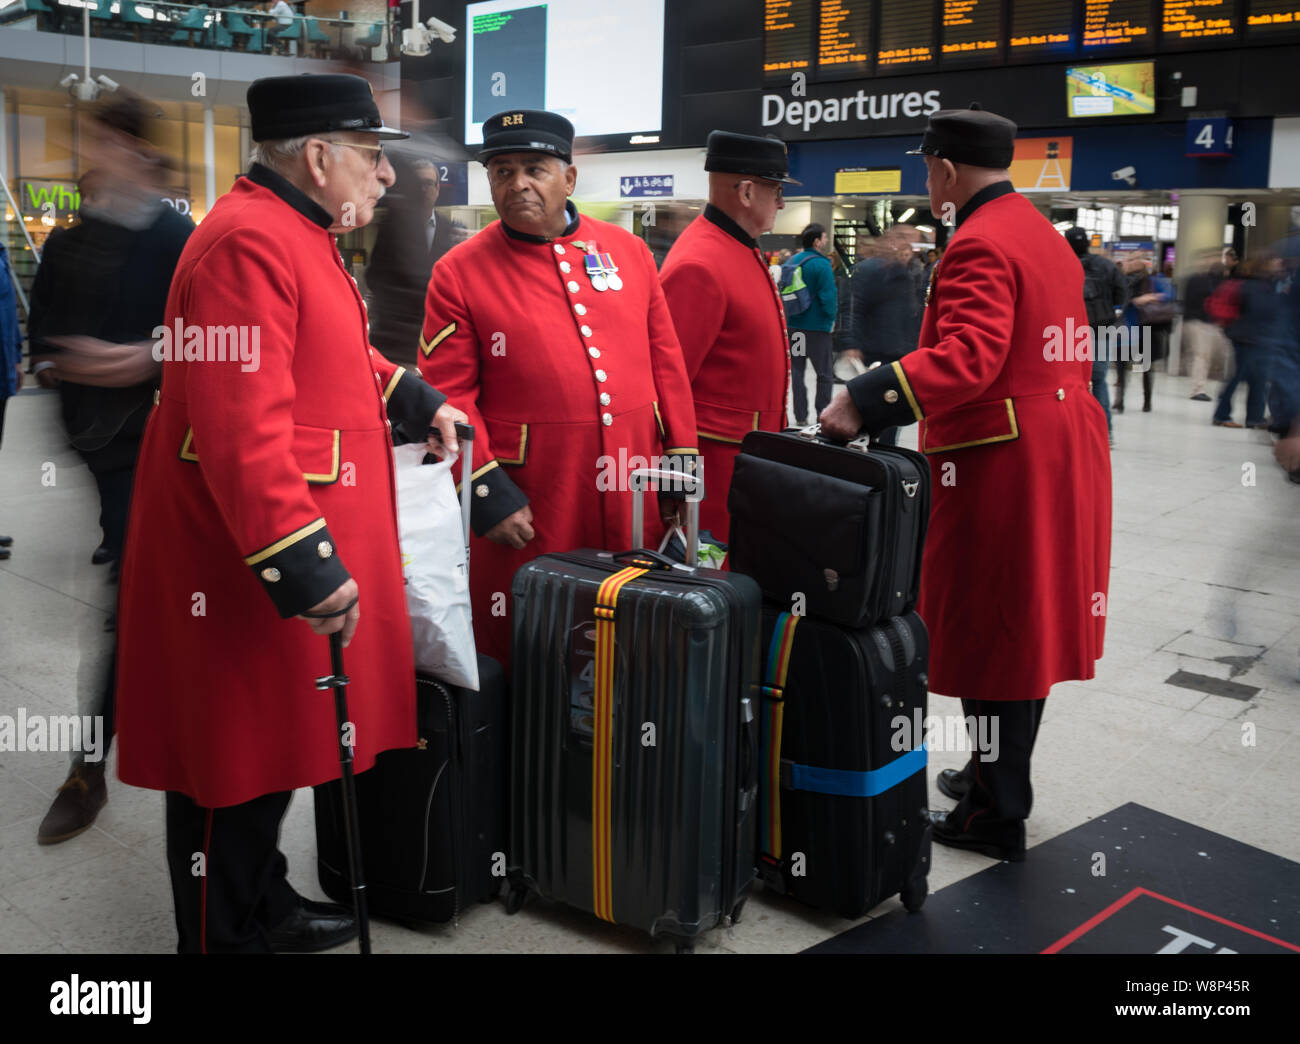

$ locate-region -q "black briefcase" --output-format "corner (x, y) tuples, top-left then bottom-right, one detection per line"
(728, 429), (929, 627)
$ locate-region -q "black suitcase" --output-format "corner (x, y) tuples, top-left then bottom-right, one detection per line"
(505, 475), (761, 952)
(728, 429), (929, 628)
(315, 423), (508, 924)
(757, 605), (931, 919)
(315, 657), (507, 923)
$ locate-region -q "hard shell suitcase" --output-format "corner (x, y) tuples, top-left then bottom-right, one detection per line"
(758, 606), (931, 919)
(728, 428), (929, 628)
(315, 424), (508, 924)
(504, 472), (761, 951)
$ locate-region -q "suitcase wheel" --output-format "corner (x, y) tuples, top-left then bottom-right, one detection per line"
(901, 878), (928, 913)
(504, 884), (529, 916)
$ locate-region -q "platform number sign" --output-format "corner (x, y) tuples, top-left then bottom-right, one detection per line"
(1186, 118), (1234, 158)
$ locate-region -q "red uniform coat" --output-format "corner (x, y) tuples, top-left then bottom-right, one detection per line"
(848, 183), (1111, 702)
(418, 207), (698, 666)
(659, 206), (790, 542)
(116, 166), (445, 807)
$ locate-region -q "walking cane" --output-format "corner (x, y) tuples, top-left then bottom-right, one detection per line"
(315, 629), (370, 954)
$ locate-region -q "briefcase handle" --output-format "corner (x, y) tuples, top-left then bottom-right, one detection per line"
(791, 423), (871, 454)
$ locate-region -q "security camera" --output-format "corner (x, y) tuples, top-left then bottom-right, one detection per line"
(96, 74), (119, 92)
(1111, 165), (1136, 187)
(425, 16), (456, 43)
(59, 73), (79, 88)
(73, 79), (100, 102)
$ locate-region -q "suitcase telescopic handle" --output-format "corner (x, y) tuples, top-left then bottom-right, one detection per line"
(629, 467), (701, 568)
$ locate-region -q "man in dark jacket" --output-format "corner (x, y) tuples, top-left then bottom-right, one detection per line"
(1213, 256), (1283, 429)
(365, 152), (463, 366)
(1065, 227), (1126, 441)
(841, 228), (920, 445)
(1183, 250), (1229, 401)
(27, 92), (194, 844)
(784, 222), (837, 425)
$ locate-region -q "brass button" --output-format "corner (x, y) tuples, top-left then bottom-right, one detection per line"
(588, 347), (601, 359)
(574, 303), (587, 315)
(553, 244), (565, 255)
(602, 412), (613, 426)
(475, 484), (490, 498)
(1057, 388), (1065, 400)
(416, 737), (428, 750)
(580, 325), (593, 338)
(567, 281), (580, 293)
(595, 369), (607, 382)
(884, 389), (899, 404)
(261, 567), (281, 582)
(559, 261), (571, 273)
(599, 392), (611, 406)
(317, 540), (334, 559)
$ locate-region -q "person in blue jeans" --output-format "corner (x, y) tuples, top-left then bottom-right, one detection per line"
(1214, 257), (1282, 429)
(784, 223), (838, 425)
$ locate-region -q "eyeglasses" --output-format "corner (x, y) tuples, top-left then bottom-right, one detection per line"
(325, 140), (385, 168)
(736, 178), (784, 202)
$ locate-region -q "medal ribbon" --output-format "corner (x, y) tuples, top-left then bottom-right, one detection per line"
(591, 562), (650, 923)
(760, 612), (800, 862)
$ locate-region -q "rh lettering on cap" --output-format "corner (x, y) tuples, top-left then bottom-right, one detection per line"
(502, 114), (525, 127)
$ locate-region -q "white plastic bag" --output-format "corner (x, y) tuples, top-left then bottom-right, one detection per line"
(393, 442), (479, 690)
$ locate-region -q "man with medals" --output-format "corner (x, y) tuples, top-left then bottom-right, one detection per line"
(659, 131), (795, 542)
(418, 109), (699, 667)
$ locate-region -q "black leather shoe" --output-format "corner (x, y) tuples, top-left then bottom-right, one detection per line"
(91, 544), (115, 565)
(936, 768), (970, 802)
(268, 899), (358, 953)
(924, 808), (1025, 862)
(0, 535), (13, 546)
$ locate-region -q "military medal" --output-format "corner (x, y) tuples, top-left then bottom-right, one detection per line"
(584, 243), (622, 292)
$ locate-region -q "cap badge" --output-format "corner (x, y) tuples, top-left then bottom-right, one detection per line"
(501, 113), (525, 127)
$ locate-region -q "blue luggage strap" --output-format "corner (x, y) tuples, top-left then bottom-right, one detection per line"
(780, 747), (927, 797)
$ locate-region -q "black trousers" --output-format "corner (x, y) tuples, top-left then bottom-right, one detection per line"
(790, 329), (834, 425)
(165, 789), (299, 954)
(90, 466), (134, 561)
(949, 698), (1047, 848)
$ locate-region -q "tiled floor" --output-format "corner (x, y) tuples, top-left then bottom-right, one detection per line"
(1, 372), (1297, 954)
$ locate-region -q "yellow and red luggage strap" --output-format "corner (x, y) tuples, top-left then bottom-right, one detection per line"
(760, 611), (800, 862)
(591, 561), (651, 923)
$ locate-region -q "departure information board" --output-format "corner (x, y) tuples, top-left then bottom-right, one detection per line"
(942, 0), (1004, 63)
(1247, 0), (1300, 36)
(818, 0), (871, 77)
(877, 0), (936, 68)
(1162, 0), (1236, 44)
(764, 0), (813, 77)
(1082, 0), (1154, 48)
(1009, 0), (1075, 57)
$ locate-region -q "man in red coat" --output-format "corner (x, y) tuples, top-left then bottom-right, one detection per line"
(115, 75), (463, 952)
(821, 106), (1111, 862)
(419, 110), (698, 666)
(660, 131), (794, 542)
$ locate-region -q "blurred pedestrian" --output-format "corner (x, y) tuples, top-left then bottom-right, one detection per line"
(1065, 226), (1126, 442)
(0, 239), (20, 562)
(782, 222), (837, 425)
(1115, 256), (1162, 413)
(365, 154), (463, 366)
(1183, 249), (1231, 402)
(1213, 255), (1283, 430)
(26, 93), (194, 845)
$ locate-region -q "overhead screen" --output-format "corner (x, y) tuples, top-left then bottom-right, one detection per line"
(1067, 61), (1156, 116)
(765, 0), (1276, 82)
(464, 0), (665, 145)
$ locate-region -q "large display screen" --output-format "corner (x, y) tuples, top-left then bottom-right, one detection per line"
(1081, 0), (1154, 48)
(1247, 0), (1300, 36)
(464, 0), (664, 144)
(942, 0), (1005, 65)
(764, 0), (814, 77)
(818, 0), (872, 78)
(1008, 0), (1076, 57)
(877, 0), (936, 68)
(1161, 0), (1237, 44)
(1067, 60), (1156, 115)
